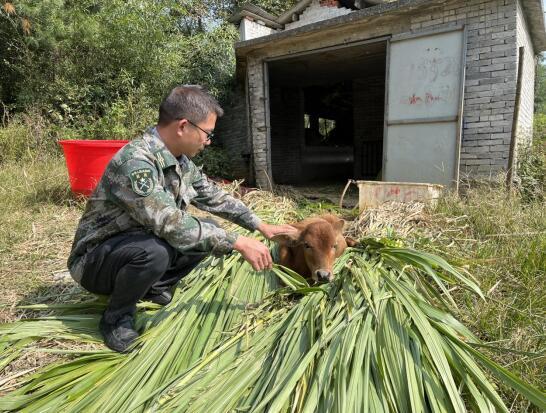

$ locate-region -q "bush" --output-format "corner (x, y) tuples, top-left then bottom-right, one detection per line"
(0, 110), (60, 163)
(425, 183), (545, 407)
(75, 82), (158, 140)
(193, 145), (234, 180)
(515, 115), (546, 202)
(0, 0), (304, 170)
(0, 88), (159, 164)
(517, 141), (545, 202)
(0, 2), (239, 123)
(533, 112), (546, 140)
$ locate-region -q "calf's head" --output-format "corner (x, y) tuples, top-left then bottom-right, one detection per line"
(272, 215), (356, 283)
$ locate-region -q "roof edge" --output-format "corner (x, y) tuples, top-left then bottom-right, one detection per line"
(234, 0), (431, 53)
(228, 4), (282, 29)
(233, 0), (546, 55)
(521, 0), (546, 52)
(277, 0), (313, 25)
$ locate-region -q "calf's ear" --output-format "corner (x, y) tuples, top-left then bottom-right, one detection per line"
(271, 231), (301, 247)
(332, 218), (345, 234)
(345, 236), (358, 247)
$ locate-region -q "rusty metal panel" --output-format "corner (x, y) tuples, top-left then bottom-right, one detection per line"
(384, 28), (465, 186)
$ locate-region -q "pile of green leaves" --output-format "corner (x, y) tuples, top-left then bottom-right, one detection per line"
(0, 230), (544, 411)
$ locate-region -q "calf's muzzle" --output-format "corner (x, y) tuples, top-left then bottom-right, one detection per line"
(315, 269), (332, 283)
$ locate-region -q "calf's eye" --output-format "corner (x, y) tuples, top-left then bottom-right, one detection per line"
(304, 242), (312, 249)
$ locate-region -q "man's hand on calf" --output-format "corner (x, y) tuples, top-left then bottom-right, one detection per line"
(233, 235), (273, 271)
(257, 223), (297, 240)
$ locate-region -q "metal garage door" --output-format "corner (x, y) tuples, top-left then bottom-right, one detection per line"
(383, 27), (466, 187)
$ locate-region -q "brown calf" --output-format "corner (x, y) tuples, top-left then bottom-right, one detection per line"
(272, 214), (357, 283)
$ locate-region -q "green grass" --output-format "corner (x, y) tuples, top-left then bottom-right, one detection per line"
(413, 183), (545, 410)
(0, 157), (84, 319)
(0, 157), (544, 411)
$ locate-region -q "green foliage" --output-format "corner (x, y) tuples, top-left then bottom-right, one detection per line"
(0, 110), (60, 163)
(75, 82), (158, 140)
(173, 0), (300, 24)
(517, 140), (545, 202)
(424, 184), (545, 408)
(177, 24), (239, 101)
(0, 0), (296, 118)
(0, 119), (33, 164)
(193, 145), (234, 179)
(1, 233), (545, 411)
(514, 114), (546, 202)
(0, 0), (299, 169)
(533, 112), (546, 141)
(534, 56), (546, 114)
(0, 1), (240, 121)
(242, 0), (299, 15)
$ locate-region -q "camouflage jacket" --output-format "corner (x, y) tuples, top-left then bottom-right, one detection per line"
(67, 128), (261, 283)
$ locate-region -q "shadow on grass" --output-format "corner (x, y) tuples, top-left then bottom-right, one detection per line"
(14, 280), (103, 318)
(23, 182), (83, 208)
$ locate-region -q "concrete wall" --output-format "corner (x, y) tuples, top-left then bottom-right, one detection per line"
(236, 0), (536, 186)
(516, 0), (536, 150)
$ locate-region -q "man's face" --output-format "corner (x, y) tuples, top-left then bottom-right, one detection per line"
(177, 112), (216, 157)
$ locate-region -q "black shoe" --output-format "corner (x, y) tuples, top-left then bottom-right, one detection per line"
(99, 313), (139, 353)
(143, 290), (172, 306)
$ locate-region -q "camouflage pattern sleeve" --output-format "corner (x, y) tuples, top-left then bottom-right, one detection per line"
(107, 159), (238, 256)
(188, 162), (262, 231)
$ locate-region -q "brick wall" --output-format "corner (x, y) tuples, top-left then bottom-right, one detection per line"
(270, 87), (303, 183)
(215, 84), (251, 181)
(410, 0), (519, 176)
(285, 0), (352, 30)
(516, 0), (536, 150)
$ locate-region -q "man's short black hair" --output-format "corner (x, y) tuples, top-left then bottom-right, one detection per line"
(158, 85), (224, 125)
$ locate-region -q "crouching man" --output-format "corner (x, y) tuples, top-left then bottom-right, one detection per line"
(67, 85), (295, 353)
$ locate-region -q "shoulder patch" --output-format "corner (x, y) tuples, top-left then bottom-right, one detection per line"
(129, 168), (154, 197)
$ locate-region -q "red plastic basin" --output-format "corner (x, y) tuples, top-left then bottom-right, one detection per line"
(59, 140), (129, 197)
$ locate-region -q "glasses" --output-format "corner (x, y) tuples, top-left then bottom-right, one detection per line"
(187, 119), (215, 142)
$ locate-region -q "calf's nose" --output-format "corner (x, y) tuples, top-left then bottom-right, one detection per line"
(315, 270), (331, 282)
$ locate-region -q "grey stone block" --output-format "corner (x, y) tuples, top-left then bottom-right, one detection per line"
(465, 121), (491, 128)
(480, 63), (507, 72)
(464, 146), (492, 153)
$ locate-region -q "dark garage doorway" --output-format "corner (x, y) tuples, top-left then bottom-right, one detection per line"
(267, 40), (387, 185)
